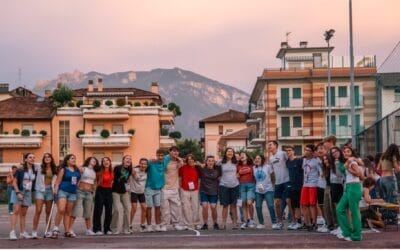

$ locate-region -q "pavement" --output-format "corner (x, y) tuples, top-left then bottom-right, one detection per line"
(0, 205), (399, 249)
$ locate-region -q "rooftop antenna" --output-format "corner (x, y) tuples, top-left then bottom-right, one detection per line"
(285, 31), (292, 44)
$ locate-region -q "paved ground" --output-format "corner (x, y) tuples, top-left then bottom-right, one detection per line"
(1, 205), (399, 248)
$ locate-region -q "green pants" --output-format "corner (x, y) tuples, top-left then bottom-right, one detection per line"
(336, 182), (362, 241)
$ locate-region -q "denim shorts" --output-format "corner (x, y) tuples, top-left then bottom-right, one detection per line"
(144, 188), (161, 207)
(58, 189), (77, 202)
(274, 181), (290, 200)
(219, 185), (239, 206)
(240, 183), (255, 202)
(10, 190), (32, 207)
(200, 192), (218, 204)
(35, 186), (54, 201)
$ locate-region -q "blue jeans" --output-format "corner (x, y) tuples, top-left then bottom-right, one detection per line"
(255, 191), (276, 225)
(7, 186), (13, 213)
(380, 176), (397, 203)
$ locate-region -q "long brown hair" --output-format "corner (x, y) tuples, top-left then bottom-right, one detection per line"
(41, 153), (57, 175)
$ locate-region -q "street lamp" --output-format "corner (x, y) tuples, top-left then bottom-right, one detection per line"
(324, 29), (335, 136)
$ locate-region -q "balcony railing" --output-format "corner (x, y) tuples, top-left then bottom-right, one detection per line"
(277, 126), (362, 140)
(276, 96), (363, 111)
(81, 134), (132, 148)
(159, 136), (176, 148)
(159, 108), (175, 125)
(0, 135), (43, 148)
(83, 107), (130, 120)
(248, 130), (266, 145)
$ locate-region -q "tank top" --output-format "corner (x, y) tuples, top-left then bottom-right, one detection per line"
(99, 170), (113, 188)
(80, 167), (96, 184)
(345, 161), (360, 183)
(381, 159), (395, 172)
(59, 167), (81, 193)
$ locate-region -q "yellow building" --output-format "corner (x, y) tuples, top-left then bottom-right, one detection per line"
(247, 41), (377, 155)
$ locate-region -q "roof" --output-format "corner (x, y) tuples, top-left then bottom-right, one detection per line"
(276, 47), (333, 58)
(199, 109), (247, 127)
(219, 127), (253, 140)
(72, 88), (161, 99)
(10, 87), (38, 98)
(0, 96), (55, 120)
(377, 72), (400, 87)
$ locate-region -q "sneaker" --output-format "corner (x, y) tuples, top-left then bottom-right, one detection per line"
(95, 231), (104, 236)
(331, 227), (342, 236)
(195, 224), (203, 230)
(31, 231), (38, 239)
(248, 219), (256, 228)
(317, 224), (329, 233)
(307, 224), (316, 232)
(336, 233), (345, 239)
(292, 222), (302, 230)
(317, 216), (325, 225)
(287, 223), (295, 230)
(123, 230), (131, 235)
(344, 236), (352, 241)
(240, 222), (248, 230)
(20, 231), (32, 239)
(9, 231), (17, 241)
(45, 232), (52, 238)
(145, 225), (154, 233)
(160, 225), (167, 232)
(9, 211), (14, 215)
(51, 227), (60, 239)
(213, 223), (220, 230)
(174, 225), (187, 231)
(106, 231), (113, 235)
(113, 231), (120, 235)
(68, 231), (77, 238)
(154, 225), (161, 232)
(140, 224), (146, 232)
(200, 224), (208, 230)
(256, 224), (266, 229)
(85, 229), (96, 236)
(272, 223), (283, 230)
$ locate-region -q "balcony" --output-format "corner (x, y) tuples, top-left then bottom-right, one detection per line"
(246, 117), (261, 125)
(277, 126), (359, 140)
(83, 107), (129, 120)
(249, 106), (265, 119)
(159, 136), (176, 148)
(0, 135), (43, 148)
(248, 130), (266, 145)
(159, 109), (175, 125)
(276, 96), (363, 112)
(81, 134), (132, 148)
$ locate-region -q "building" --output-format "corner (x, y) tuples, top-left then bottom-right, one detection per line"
(218, 126), (255, 153)
(199, 109), (247, 159)
(0, 80), (175, 178)
(247, 41), (377, 155)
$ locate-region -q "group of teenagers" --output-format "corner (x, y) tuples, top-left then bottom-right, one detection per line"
(6, 136), (400, 242)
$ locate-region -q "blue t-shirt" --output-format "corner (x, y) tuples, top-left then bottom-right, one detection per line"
(59, 167), (81, 194)
(145, 155), (171, 189)
(286, 158), (303, 190)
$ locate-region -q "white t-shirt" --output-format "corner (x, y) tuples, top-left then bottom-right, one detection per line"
(302, 157), (320, 187)
(269, 151), (289, 185)
(346, 161), (361, 183)
(253, 164), (274, 193)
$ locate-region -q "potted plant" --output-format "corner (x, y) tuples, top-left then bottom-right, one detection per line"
(105, 100), (113, 106)
(4, 131), (9, 135)
(134, 102), (141, 107)
(128, 129), (135, 135)
(21, 129), (30, 136)
(68, 102), (75, 107)
(116, 98), (126, 107)
(100, 129), (110, 138)
(76, 130), (84, 138)
(32, 130), (37, 135)
(13, 128), (20, 135)
(39, 130), (47, 136)
(92, 100), (101, 108)
(76, 100), (83, 107)
(143, 101), (149, 106)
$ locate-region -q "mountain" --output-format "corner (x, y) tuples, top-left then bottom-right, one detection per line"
(33, 68), (250, 139)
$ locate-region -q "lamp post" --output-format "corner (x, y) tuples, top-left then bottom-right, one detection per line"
(324, 29), (335, 136)
(349, 0), (356, 146)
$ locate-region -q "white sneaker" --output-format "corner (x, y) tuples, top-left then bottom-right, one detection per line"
(256, 224), (266, 229)
(85, 229), (96, 236)
(344, 236), (352, 241)
(159, 225), (167, 232)
(272, 223), (283, 230)
(31, 231), (38, 239)
(317, 216), (325, 225)
(113, 231), (120, 235)
(45, 232), (52, 238)
(287, 223), (295, 230)
(95, 231), (104, 236)
(248, 219), (256, 228)
(174, 225), (187, 231)
(292, 222), (302, 230)
(336, 233), (345, 239)
(145, 225), (154, 232)
(317, 224), (329, 233)
(9, 231), (17, 241)
(195, 224), (202, 230)
(9, 211), (14, 215)
(20, 231), (32, 239)
(240, 222), (248, 229)
(330, 227), (342, 235)
(106, 231), (113, 235)
(123, 230), (131, 235)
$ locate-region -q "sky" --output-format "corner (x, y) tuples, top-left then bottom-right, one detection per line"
(0, 0), (399, 93)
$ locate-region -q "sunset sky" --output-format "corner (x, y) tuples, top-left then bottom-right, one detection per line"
(0, 0), (399, 93)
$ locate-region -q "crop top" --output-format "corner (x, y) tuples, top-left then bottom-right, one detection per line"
(80, 167), (96, 185)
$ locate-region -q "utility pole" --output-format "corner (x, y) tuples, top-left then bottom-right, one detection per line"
(349, 0), (356, 146)
(324, 29), (335, 136)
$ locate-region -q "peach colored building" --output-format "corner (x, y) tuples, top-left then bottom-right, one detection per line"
(0, 80), (175, 181)
(247, 41), (377, 156)
(199, 109), (247, 159)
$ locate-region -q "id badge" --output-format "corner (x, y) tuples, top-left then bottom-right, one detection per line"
(257, 183), (265, 193)
(24, 181), (32, 191)
(188, 182), (195, 190)
(125, 183), (131, 192)
(237, 198), (242, 207)
(71, 176), (77, 185)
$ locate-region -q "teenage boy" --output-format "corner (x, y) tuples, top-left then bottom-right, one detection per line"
(300, 144), (321, 231)
(267, 140), (289, 230)
(285, 146), (303, 230)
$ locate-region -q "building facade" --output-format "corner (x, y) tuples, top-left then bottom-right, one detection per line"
(247, 41), (377, 155)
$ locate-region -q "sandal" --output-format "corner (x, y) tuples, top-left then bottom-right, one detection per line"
(51, 229), (60, 239)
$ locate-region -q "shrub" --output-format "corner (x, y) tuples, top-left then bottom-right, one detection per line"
(167, 102), (182, 116)
(162, 104), (168, 108)
(150, 102), (156, 106)
(92, 100), (101, 108)
(68, 102), (75, 107)
(134, 102), (141, 107)
(76, 130), (84, 138)
(21, 129), (30, 136)
(116, 98), (126, 107)
(32, 130), (37, 135)
(169, 131), (182, 139)
(76, 100), (83, 107)
(13, 128), (20, 135)
(105, 100), (113, 106)
(128, 129), (135, 135)
(128, 101), (132, 106)
(39, 130), (47, 136)
(52, 85), (73, 107)
(143, 101), (149, 106)
(100, 129), (110, 138)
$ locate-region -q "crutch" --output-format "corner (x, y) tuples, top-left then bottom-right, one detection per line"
(44, 200), (56, 238)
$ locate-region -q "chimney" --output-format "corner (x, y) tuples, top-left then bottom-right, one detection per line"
(280, 42), (288, 48)
(0, 83), (9, 93)
(44, 89), (52, 97)
(88, 80), (94, 92)
(150, 82), (159, 94)
(97, 78), (103, 92)
(299, 41), (308, 48)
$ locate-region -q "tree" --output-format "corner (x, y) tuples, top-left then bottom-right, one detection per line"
(52, 85), (73, 107)
(176, 139), (204, 162)
(168, 102), (182, 116)
(169, 131), (182, 139)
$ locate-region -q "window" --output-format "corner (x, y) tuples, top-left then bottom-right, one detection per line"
(294, 145), (302, 156)
(59, 121), (70, 160)
(93, 125), (104, 134)
(92, 152), (105, 160)
(112, 124), (124, 134)
(338, 86), (347, 97)
(395, 116), (400, 130)
(395, 87), (400, 102)
(22, 124), (34, 133)
(218, 125), (223, 135)
(339, 115), (348, 126)
(112, 152), (123, 163)
(293, 116), (302, 128)
(293, 88), (302, 99)
(313, 53), (322, 68)
(0, 149), (3, 163)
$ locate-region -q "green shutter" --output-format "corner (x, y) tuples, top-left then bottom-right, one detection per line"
(293, 88), (301, 99)
(355, 114), (361, 133)
(293, 116), (302, 128)
(281, 117), (290, 136)
(338, 86), (347, 97)
(339, 115), (348, 126)
(326, 87), (336, 106)
(281, 88), (290, 107)
(355, 86), (360, 106)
